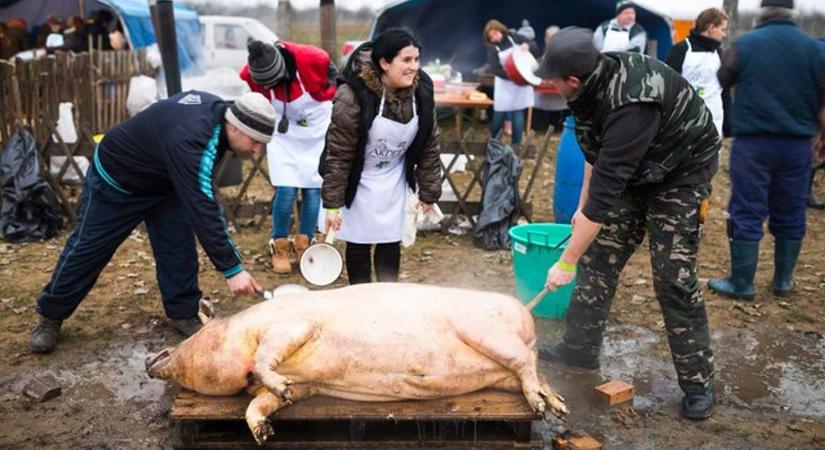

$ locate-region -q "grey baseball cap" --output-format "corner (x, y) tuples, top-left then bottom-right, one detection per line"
(535, 26), (601, 79)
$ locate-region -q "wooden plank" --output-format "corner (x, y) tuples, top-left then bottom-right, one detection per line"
(171, 390), (540, 422)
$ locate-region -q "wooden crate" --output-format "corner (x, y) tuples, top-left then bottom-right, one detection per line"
(171, 389), (544, 449)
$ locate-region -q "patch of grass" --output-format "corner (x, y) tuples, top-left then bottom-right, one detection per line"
(788, 308), (816, 324)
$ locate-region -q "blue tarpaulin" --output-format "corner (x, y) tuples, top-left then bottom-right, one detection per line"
(372, 0), (673, 78)
(0, 0), (202, 72)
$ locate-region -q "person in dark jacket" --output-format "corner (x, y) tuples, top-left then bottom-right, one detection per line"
(62, 16), (87, 53)
(665, 7), (731, 137)
(808, 36), (825, 209)
(593, 1), (647, 53)
(321, 28), (441, 284)
(535, 27), (720, 420)
(709, 0), (825, 301)
(30, 91), (276, 354)
(484, 19), (533, 145)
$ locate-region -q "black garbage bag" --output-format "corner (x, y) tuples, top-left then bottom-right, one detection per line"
(0, 130), (63, 242)
(473, 139), (522, 250)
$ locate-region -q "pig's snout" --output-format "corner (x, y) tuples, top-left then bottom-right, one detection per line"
(146, 347), (173, 378)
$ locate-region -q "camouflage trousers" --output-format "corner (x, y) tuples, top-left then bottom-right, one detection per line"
(563, 183), (715, 395)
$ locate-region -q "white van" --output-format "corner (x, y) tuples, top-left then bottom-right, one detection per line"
(199, 16), (279, 71)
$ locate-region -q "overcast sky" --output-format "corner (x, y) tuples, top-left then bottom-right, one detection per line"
(184, 0), (825, 16)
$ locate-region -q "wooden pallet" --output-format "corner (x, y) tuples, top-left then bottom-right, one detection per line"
(171, 389), (544, 449)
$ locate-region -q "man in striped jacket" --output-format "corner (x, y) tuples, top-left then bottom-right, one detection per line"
(30, 91), (276, 353)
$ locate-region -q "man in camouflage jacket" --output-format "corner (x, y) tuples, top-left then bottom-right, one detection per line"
(534, 27), (721, 420)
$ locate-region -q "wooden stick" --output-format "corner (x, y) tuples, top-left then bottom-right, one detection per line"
(525, 287), (548, 312)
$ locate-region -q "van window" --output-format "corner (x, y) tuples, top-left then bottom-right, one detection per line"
(215, 24), (248, 50)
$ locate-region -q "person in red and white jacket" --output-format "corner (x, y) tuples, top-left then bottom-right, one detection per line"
(239, 40), (336, 274)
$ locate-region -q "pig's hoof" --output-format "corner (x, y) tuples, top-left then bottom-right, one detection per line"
(540, 390), (570, 418)
(252, 418), (274, 446)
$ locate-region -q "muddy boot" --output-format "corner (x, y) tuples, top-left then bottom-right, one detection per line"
(681, 390), (715, 420)
(270, 238), (291, 274)
(808, 169), (825, 209)
(537, 342), (599, 370)
(30, 316), (63, 353)
(168, 316), (203, 337)
(293, 234), (311, 263)
(708, 240), (759, 301)
(773, 240), (802, 297)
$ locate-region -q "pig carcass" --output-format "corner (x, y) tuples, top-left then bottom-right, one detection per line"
(146, 283), (568, 445)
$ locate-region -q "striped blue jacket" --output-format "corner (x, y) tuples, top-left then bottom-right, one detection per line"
(97, 91), (243, 278)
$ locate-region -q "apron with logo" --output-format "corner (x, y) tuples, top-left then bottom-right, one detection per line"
(682, 39), (724, 136)
(337, 90), (419, 244)
(602, 26), (631, 52)
(267, 73), (332, 188)
(493, 36), (534, 112)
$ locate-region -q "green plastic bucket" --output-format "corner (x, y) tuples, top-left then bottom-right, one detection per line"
(509, 223), (574, 319)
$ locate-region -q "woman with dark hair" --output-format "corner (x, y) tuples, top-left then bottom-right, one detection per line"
(665, 7), (731, 137)
(62, 16), (87, 53)
(321, 28), (442, 284)
(484, 19), (534, 145)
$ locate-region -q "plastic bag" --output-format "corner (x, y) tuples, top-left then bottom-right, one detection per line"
(473, 139), (522, 250)
(402, 190), (445, 248)
(127, 75), (159, 117)
(0, 129), (63, 242)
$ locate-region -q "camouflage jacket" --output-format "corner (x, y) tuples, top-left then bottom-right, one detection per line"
(568, 52), (720, 190)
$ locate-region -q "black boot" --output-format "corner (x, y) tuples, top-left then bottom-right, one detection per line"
(30, 316), (63, 353)
(168, 316), (203, 337)
(537, 342), (600, 370)
(773, 240), (802, 297)
(808, 169), (825, 209)
(681, 390), (715, 420)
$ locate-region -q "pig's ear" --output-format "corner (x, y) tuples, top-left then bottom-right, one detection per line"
(198, 298), (215, 323)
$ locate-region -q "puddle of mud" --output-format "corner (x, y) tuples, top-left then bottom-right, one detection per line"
(535, 320), (825, 418)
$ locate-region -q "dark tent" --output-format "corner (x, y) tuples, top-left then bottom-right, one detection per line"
(371, 0), (673, 78)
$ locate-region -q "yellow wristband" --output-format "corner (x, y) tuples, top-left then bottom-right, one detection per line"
(327, 208), (340, 213)
(556, 260), (576, 273)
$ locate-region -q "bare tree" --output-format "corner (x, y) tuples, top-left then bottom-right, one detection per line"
(723, 0), (739, 43)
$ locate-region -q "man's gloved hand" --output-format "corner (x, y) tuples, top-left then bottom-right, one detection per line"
(226, 270), (262, 296)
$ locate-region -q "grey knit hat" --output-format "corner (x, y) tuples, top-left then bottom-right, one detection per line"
(247, 40), (287, 88)
(761, 0), (793, 8)
(225, 92), (276, 143)
(535, 26), (600, 79)
(616, 0), (636, 14)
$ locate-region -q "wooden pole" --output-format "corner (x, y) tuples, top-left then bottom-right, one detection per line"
(320, 0), (337, 61)
(277, 0), (292, 41)
(723, 0), (739, 44)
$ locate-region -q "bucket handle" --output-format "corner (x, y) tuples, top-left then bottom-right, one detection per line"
(526, 231), (571, 250)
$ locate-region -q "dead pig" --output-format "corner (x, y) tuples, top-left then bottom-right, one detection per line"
(146, 283), (568, 445)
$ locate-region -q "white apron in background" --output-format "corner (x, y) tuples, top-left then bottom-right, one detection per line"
(682, 39), (724, 136)
(493, 36), (534, 112)
(267, 73), (332, 188)
(337, 91), (419, 244)
(601, 27), (631, 52)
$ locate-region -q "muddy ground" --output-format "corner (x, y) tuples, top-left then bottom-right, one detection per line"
(1, 139), (824, 449)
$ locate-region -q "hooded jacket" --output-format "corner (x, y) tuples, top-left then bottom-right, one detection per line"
(320, 43), (442, 209)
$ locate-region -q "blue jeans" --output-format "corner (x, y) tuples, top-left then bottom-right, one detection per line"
(728, 137), (811, 241)
(37, 164), (201, 320)
(491, 109), (526, 144)
(272, 186), (321, 238)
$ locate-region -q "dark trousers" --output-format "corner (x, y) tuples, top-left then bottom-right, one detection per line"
(728, 137), (811, 241)
(563, 184), (714, 396)
(345, 241), (400, 284)
(37, 164), (201, 320)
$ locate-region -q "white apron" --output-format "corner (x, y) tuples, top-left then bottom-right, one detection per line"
(337, 90), (419, 244)
(602, 27), (631, 52)
(682, 40), (724, 136)
(267, 73), (332, 188)
(493, 36), (534, 112)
